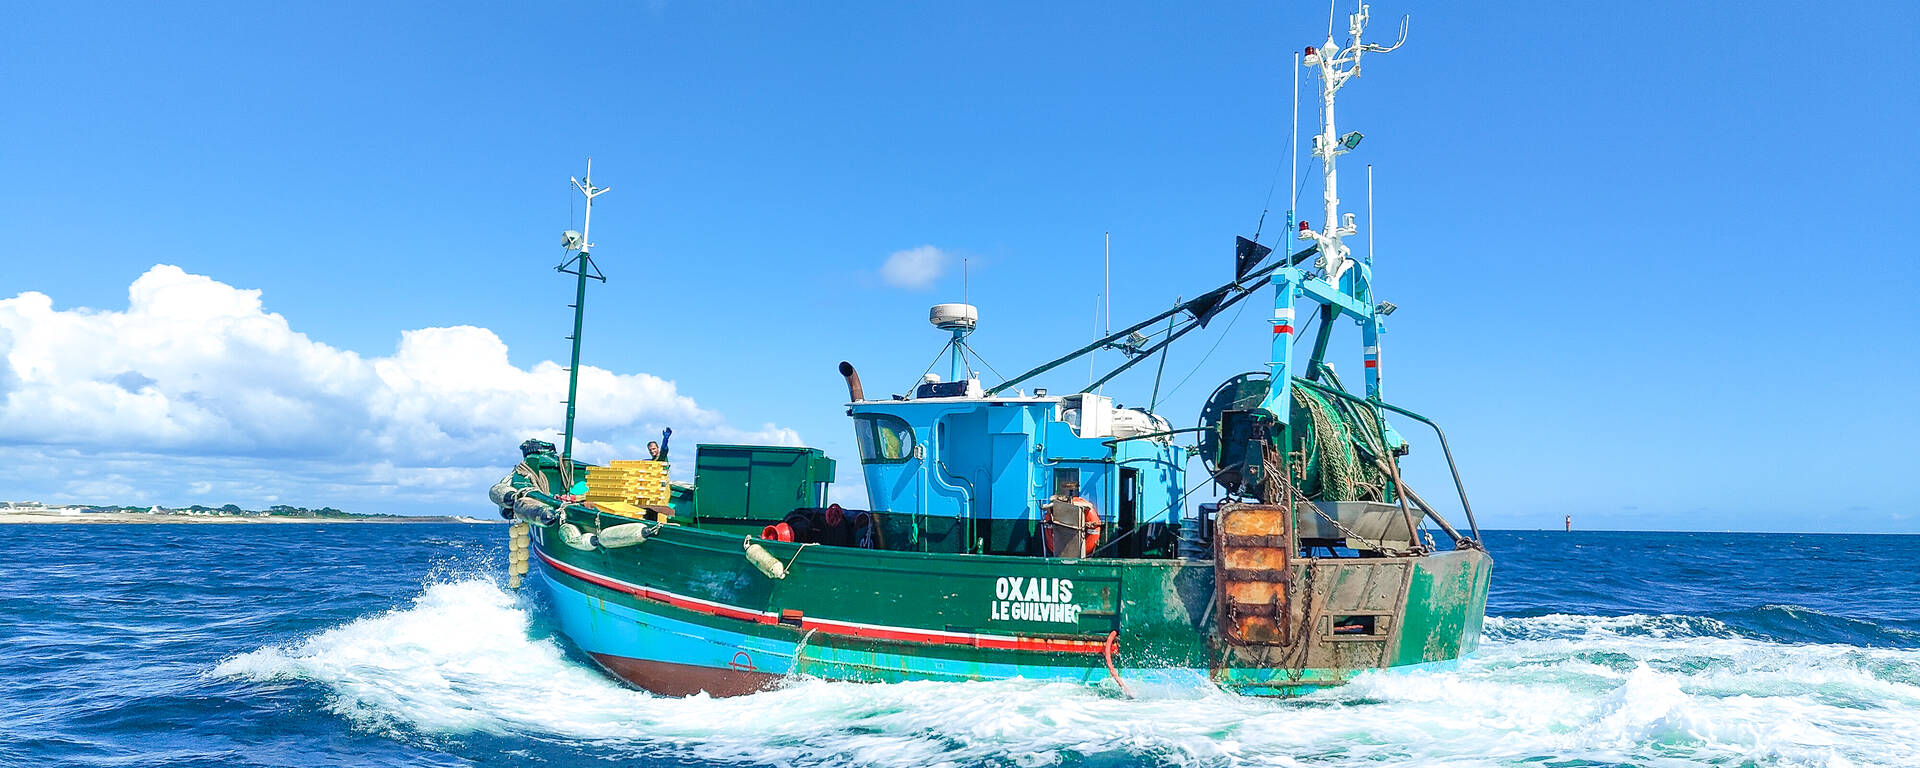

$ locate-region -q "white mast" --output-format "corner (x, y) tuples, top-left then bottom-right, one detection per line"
(1299, 4), (1406, 286)
(1289, 52), (1300, 224)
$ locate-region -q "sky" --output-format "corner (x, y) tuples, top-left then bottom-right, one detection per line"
(2, 2), (1916, 532)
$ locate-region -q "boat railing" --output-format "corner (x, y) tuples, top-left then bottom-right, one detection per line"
(1289, 378), (1480, 544)
(1101, 395), (1481, 553)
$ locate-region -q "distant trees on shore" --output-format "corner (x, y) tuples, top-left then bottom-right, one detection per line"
(84, 503), (384, 518)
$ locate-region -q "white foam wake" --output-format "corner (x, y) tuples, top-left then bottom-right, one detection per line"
(215, 579), (1920, 767)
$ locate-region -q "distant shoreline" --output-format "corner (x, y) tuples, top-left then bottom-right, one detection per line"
(0, 512), (496, 525)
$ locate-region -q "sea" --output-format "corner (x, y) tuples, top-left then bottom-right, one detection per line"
(3, 526), (1917, 768)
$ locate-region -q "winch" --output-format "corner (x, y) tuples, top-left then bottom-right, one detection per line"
(1199, 372), (1401, 503)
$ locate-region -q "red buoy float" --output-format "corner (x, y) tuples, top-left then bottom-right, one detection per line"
(760, 522), (794, 542)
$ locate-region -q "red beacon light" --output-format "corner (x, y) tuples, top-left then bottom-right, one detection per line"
(1304, 46), (1317, 56)
(1298, 220), (1312, 232)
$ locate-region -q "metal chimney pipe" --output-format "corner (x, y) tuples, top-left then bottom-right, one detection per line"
(838, 361), (865, 402)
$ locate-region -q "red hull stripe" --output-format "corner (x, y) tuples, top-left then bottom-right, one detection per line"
(1271, 324), (1294, 335)
(535, 546), (1104, 654)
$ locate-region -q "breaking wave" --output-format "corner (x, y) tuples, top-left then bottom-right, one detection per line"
(215, 578), (1920, 767)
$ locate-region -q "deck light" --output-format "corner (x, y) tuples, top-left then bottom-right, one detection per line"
(1340, 131), (1364, 150)
(1375, 301), (1398, 316)
(561, 230), (583, 251)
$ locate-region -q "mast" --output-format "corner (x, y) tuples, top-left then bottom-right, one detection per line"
(1299, 4), (1405, 287)
(556, 160), (611, 461)
(1255, 3), (1406, 438)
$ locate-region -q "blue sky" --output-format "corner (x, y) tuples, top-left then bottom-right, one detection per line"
(3, 2), (1916, 531)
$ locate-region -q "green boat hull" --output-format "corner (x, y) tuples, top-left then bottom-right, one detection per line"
(528, 507), (1491, 697)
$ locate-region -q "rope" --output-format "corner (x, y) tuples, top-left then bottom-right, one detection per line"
(515, 461), (549, 495)
(965, 345), (1008, 382)
(1251, 98), (1314, 241)
(1160, 284), (1325, 404)
(781, 542), (817, 575)
(909, 338), (956, 392)
(1161, 296), (1254, 401)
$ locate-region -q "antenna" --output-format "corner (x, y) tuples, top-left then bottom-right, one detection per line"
(1366, 164), (1375, 265)
(1101, 232), (1111, 393)
(1088, 233), (1108, 388)
(1288, 50), (1301, 248)
(1088, 289), (1099, 387)
(1103, 234), (1111, 335)
(556, 158), (612, 461)
(1299, 3), (1407, 287)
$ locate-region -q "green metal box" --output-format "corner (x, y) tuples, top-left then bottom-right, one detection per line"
(690, 444), (837, 534)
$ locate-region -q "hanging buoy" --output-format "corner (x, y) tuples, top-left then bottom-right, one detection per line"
(598, 523), (651, 549)
(559, 523), (598, 551)
(743, 537), (788, 579)
(507, 520), (531, 589)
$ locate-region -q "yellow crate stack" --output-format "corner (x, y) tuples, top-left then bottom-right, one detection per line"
(582, 461), (670, 506)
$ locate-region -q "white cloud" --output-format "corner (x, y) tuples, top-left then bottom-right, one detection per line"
(879, 245), (948, 290)
(0, 265), (802, 513)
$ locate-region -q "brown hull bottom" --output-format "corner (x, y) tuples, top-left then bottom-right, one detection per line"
(589, 651), (782, 698)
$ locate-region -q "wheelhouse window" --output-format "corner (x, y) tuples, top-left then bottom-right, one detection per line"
(854, 414), (915, 463)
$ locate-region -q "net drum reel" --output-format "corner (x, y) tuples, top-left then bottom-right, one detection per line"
(1199, 372), (1397, 504)
(1198, 372), (1277, 500)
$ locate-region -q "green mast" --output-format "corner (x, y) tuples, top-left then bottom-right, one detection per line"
(556, 160), (611, 461)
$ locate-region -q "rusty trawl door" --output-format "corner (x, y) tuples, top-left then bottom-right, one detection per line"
(1215, 503), (1295, 646)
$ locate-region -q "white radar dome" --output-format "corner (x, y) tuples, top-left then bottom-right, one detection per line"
(929, 303), (979, 331)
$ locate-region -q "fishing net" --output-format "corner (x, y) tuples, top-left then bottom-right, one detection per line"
(1289, 386), (1390, 502)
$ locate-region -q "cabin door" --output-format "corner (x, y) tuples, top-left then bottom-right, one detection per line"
(1118, 468), (1139, 558)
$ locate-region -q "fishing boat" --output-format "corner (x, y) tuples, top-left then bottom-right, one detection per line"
(489, 4), (1489, 697)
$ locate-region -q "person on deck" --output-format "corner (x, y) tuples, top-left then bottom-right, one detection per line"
(648, 427), (673, 462)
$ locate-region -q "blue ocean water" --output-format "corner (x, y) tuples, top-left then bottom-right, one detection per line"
(3, 526), (1917, 768)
